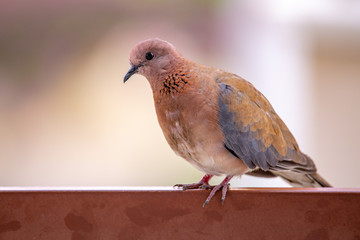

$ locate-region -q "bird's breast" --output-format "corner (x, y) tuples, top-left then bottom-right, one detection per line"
(154, 87), (231, 174)
(161, 108), (200, 160)
(151, 69), (251, 176)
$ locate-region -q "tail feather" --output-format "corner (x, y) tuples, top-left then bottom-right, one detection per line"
(309, 172), (332, 187)
(269, 152), (332, 187)
(271, 171), (332, 187)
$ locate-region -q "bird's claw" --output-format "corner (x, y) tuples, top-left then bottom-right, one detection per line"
(221, 183), (230, 205)
(203, 182), (231, 207)
(173, 182), (213, 191)
(202, 199), (210, 208)
(199, 184), (214, 190)
(173, 183), (185, 190)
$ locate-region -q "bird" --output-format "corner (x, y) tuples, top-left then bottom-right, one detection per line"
(123, 38), (331, 207)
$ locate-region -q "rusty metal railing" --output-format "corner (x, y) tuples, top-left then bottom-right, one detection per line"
(0, 187), (359, 239)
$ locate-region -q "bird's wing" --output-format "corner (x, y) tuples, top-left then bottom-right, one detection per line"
(217, 74), (316, 173)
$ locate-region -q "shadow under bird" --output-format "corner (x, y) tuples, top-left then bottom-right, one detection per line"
(124, 38), (331, 207)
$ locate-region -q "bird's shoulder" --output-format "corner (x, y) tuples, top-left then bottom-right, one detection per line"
(214, 71), (274, 113)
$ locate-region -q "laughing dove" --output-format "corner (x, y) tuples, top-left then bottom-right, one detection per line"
(124, 38), (331, 206)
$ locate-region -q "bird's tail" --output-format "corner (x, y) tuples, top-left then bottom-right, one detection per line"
(272, 171), (332, 187)
(309, 172), (332, 187)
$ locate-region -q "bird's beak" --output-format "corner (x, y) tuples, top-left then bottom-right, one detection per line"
(124, 64), (139, 83)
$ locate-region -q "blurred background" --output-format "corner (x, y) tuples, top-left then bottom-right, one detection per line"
(0, 0), (359, 188)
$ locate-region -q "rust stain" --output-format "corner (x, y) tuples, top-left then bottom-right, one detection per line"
(148, 207), (191, 221)
(64, 213), (93, 232)
(125, 205), (191, 227)
(124, 207), (151, 227)
(0, 220), (21, 234)
(64, 213), (94, 240)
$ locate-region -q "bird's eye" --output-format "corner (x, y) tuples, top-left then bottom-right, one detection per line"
(145, 52), (154, 60)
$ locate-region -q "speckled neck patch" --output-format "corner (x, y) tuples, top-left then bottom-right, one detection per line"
(160, 72), (192, 96)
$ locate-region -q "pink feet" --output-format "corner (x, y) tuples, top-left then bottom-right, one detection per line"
(174, 174), (213, 190)
(174, 174), (233, 207)
(203, 176), (232, 207)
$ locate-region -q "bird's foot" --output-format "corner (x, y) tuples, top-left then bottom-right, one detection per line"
(174, 182), (214, 190)
(173, 174), (213, 190)
(203, 176), (232, 207)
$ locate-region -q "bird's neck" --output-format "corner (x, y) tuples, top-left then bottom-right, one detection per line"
(150, 60), (196, 99)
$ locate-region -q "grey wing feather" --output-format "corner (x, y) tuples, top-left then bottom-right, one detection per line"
(218, 82), (316, 173)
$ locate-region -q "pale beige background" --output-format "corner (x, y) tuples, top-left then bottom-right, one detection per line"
(0, 0), (359, 187)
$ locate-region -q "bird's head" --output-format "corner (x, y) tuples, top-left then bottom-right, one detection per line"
(124, 38), (183, 84)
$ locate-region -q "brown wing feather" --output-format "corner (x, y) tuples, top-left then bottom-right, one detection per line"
(217, 73), (316, 173)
